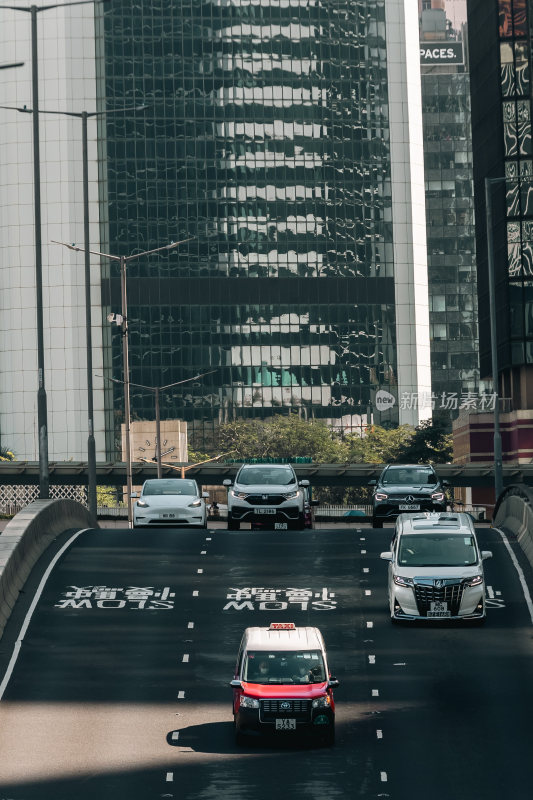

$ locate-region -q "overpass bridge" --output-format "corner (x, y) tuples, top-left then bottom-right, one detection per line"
(0, 460), (524, 488)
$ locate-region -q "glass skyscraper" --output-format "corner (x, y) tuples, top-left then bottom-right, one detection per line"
(1, 0), (431, 460)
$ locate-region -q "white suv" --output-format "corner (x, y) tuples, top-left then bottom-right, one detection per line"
(380, 512), (492, 623)
(223, 464), (309, 530)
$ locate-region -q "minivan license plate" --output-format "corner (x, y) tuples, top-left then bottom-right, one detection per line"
(255, 508), (276, 514)
(399, 504), (420, 510)
(276, 718), (296, 730)
(427, 601), (450, 618)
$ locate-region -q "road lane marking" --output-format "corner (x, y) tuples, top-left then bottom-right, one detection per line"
(166, 772), (174, 782)
(369, 655), (376, 664)
(380, 772), (388, 782)
(0, 528), (87, 700)
(201, 550), (207, 554)
(365, 590), (372, 596)
(197, 568), (203, 574)
(493, 527), (533, 624)
(182, 654), (189, 663)
(366, 621), (374, 628)
(206, 537), (212, 541)
(372, 689), (379, 696)
(360, 537), (366, 541)
(192, 590), (199, 596)
(178, 691), (185, 699)
(363, 568), (369, 573)
(171, 732), (180, 741)
(188, 622), (194, 628)
(361, 549), (367, 554)
(377, 730), (383, 739)
(487, 585), (495, 599)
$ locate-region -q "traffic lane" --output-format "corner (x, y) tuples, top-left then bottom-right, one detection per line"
(362, 526), (533, 800)
(0, 526), (223, 797)
(165, 528), (386, 799)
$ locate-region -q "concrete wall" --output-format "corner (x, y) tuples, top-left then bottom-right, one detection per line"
(493, 484), (533, 571)
(0, 498), (96, 640)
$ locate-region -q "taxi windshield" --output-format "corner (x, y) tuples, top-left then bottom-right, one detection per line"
(398, 533), (478, 567)
(243, 650), (326, 684)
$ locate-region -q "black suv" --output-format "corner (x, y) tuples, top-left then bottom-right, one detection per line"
(369, 464), (447, 528)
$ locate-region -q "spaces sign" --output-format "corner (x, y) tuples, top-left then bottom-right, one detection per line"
(420, 42), (464, 65)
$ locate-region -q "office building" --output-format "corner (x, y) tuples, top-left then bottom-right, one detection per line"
(1, 0), (431, 459)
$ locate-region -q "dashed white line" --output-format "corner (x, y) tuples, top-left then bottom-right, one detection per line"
(368, 655), (376, 664)
(166, 772), (174, 782)
(182, 654), (190, 663)
(487, 585), (495, 599)
(171, 732), (180, 742)
(366, 621), (374, 628)
(188, 622), (194, 629)
(376, 730), (383, 739)
(201, 550), (207, 555)
(380, 772), (388, 782)
(197, 568), (203, 574)
(361, 549), (367, 554)
(206, 537), (212, 541)
(192, 590), (199, 596)
(360, 537), (366, 541)
(178, 691), (185, 699)
(365, 590), (372, 596)
(372, 689), (379, 697)
(363, 567), (369, 573)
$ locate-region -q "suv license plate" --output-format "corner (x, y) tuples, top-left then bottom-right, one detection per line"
(255, 508), (276, 514)
(275, 522), (288, 530)
(399, 504), (420, 510)
(275, 718), (296, 730)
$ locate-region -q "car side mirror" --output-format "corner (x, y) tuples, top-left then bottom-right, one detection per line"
(481, 551), (493, 560)
(328, 678), (339, 689)
(223, 479), (232, 487)
(299, 479), (310, 487)
(368, 479), (376, 486)
(380, 552), (393, 561)
(230, 679), (242, 688)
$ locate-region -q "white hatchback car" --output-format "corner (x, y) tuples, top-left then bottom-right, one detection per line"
(380, 512), (492, 623)
(133, 478), (208, 528)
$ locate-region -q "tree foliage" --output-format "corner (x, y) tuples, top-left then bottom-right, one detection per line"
(0, 447), (15, 462)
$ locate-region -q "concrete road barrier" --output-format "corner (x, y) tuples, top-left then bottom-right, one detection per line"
(0, 499), (96, 640)
(494, 484), (533, 571)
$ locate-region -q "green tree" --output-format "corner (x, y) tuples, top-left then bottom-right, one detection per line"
(397, 418), (453, 464)
(344, 424), (415, 464)
(218, 414), (346, 463)
(0, 446), (15, 462)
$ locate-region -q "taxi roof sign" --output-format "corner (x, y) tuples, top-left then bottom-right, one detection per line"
(269, 622), (296, 630)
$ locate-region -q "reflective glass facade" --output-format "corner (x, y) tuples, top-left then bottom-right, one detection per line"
(420, 2), (481, 421)
(97, 0), (399, 453)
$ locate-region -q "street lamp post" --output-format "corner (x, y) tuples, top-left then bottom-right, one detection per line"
(3, 104), (145, 517)
(100, 372), (215, 478)
(0, 0), (107, 499)
(54, 238), (193, 527)
(485, 175), (506, 501)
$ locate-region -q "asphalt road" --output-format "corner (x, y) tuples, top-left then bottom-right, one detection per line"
(0, 524), (532, 800)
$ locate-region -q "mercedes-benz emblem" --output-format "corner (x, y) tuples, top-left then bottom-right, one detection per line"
(280, 701), (291, 711)
(405, 495), (415, 503)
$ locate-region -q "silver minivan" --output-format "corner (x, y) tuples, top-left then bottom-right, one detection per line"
(380, 512), (492, 623)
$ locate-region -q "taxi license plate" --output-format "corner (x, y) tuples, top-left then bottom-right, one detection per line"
(275, 718), (296, 730)
(399, 504), (420, 510)
(427, 601), (451, 618)
(255, 508), (276, 514)
(275, 522), (288, 530)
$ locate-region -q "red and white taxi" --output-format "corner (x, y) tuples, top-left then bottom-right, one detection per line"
(230, 623), (338, 746)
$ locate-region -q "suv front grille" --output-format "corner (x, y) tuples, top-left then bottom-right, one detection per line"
(260, 699), (312, 721)
(414, 581), (464, 616)
(245, 494), (285, 506)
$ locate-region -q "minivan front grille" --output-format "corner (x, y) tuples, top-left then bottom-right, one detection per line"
(414, 581), (464, 616)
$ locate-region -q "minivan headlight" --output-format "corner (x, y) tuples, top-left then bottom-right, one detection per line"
(312, 695), (331, 708)
(239, 695), (260, 709)
(465, 574), (483, 587)
(394, 575), (413, 588)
